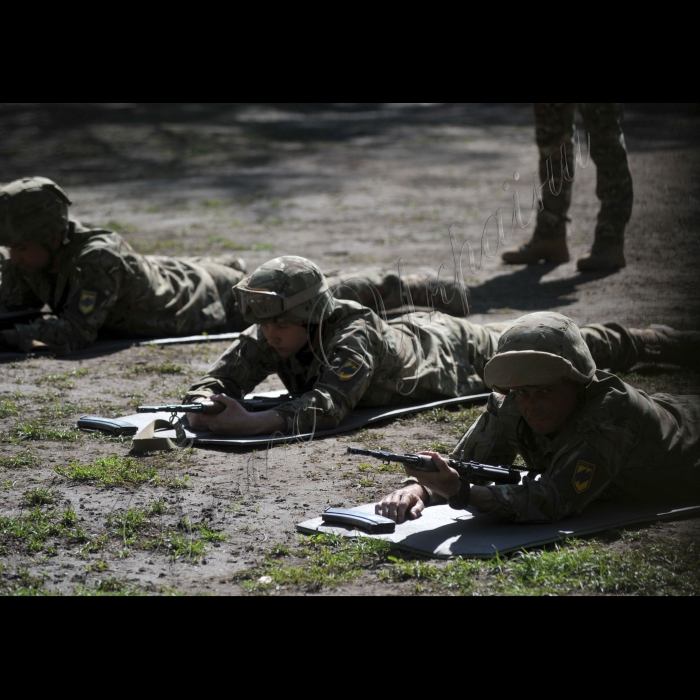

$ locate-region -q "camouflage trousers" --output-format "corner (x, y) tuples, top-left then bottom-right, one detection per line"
(326, 268), (470, 317)
(186, 259), (247, 332)
(534, 103), (634, 245)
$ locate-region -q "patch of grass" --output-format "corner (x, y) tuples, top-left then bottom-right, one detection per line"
(109, 508), (150, 544)
(127, 363), (187, 376)
(425, 441), (452, 454)
(379, 538), (700, 596)
(37, 368), (89, 390)
(75, 578), (146, 596)
(149, 498), (166, 515)
(201, 199), (224, 208)
(0, 399), (19, 418)
(144, 530), (207, 562)
(7, 422), (79, 442)
(0, 451), (39, 470)
(252, 243), (274, 252)
(236, 534), (391, 593)
(0, 567), (56, 596)
(106, 220), (137, 234)
(199, 525), (227, 543)
(356, 429), (389, 451)
(417, 405), (486, 439)
(55, 455), (157, 487)
(40, 401), (81, 420)
(22, 487), (57, 508)
(206, 236), (249, 251)
(0, 507), (90, 553)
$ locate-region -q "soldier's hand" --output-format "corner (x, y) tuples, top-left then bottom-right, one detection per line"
(198, 394), (250, 434)
(186, 397), (215, 431)
(376, 484), (427, 523)
(404, 451), (461, 500)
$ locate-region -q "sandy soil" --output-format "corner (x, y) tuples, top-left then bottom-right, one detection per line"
(1, 103), (699, 595)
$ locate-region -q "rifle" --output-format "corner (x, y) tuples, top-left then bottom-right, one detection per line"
(137, 394), (299, 416)
(347, 447), (522, 485)
(0, 308), (45, 331)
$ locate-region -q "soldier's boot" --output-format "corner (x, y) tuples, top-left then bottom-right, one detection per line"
(501, 214), (570, 265)
(403, 274), (472, 316)
(577, 223), (626, 272)
(628, 325), (700, 369)
(501, 237), (570, 265)
(209, 255), (248, 273)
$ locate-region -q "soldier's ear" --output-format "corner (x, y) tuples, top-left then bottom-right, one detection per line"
(48, 233), (63, 250)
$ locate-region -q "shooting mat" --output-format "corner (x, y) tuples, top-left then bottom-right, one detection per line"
(114, 393), (491, 448)
(297, 501), (700, 559)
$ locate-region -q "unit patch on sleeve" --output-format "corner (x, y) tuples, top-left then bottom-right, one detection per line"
(338, 358), (362, 382)
(79, 290), (98, 316)
(572, 460), (596, 494)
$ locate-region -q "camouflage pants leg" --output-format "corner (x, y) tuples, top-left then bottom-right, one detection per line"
(578, 103), (634, 245)
(194, 261), (248, 332)
(327, 268), (470, 317)
(327, 269), (405, 311)
(579, 323), (639, 372)
(533, 103), (577, 239)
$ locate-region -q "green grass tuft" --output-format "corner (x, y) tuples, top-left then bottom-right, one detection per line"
(0, 451), (39, 470)
(22, 487), (57, 508)
(8, 422), (79, 442)
(55, 455), (157, 487)
(0, 399), (19, 418)
(236, 534), (391, 593)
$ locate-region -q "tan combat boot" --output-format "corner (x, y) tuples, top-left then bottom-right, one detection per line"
(629, 325), (700, 368)
(577, 244), (626, 272)
(501, 237), (570, 265)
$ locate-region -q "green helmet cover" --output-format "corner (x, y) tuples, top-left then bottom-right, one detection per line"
(484, 312), (596, 393)
(0, 177), (72, 247)
(234, 256), (336, 325)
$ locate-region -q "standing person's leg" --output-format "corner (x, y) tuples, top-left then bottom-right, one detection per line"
(502, 103), (576, 265)
(577, 103), (633, 271)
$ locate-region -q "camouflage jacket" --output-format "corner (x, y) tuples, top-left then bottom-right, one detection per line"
(0, 221), (228, 354)
(186, 299), (497, 432)
(450, 372), (700, 522)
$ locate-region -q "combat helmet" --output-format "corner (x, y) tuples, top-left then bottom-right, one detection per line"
(233, 256), (336, 325)
(0, 177), (72, 247)
(484, 312), (596, 393)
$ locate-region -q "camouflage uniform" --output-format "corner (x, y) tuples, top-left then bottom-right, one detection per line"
(185, 297), (664, 434)
(534, 103), (633, 247)
(327, 267), (470, 317)
(446, 313), (700, 523)
(502, 103), (633, 269)
(0, 220), (246, 354)
(186, 299), (497, 433)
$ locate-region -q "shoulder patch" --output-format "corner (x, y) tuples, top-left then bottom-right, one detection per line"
(572, 459), (596, 494)
(79, 290), (98, 316)
(338, 358), (362, 382)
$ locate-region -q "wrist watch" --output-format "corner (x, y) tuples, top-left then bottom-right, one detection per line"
(448, 477), (471, 510)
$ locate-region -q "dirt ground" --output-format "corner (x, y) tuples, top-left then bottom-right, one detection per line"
(1, 103), (699, 595)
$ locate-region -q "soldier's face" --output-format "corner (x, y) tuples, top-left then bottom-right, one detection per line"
(513, 380), (580, 436)
(9, 241), (52, 273)
(261, 322), (309, 358)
